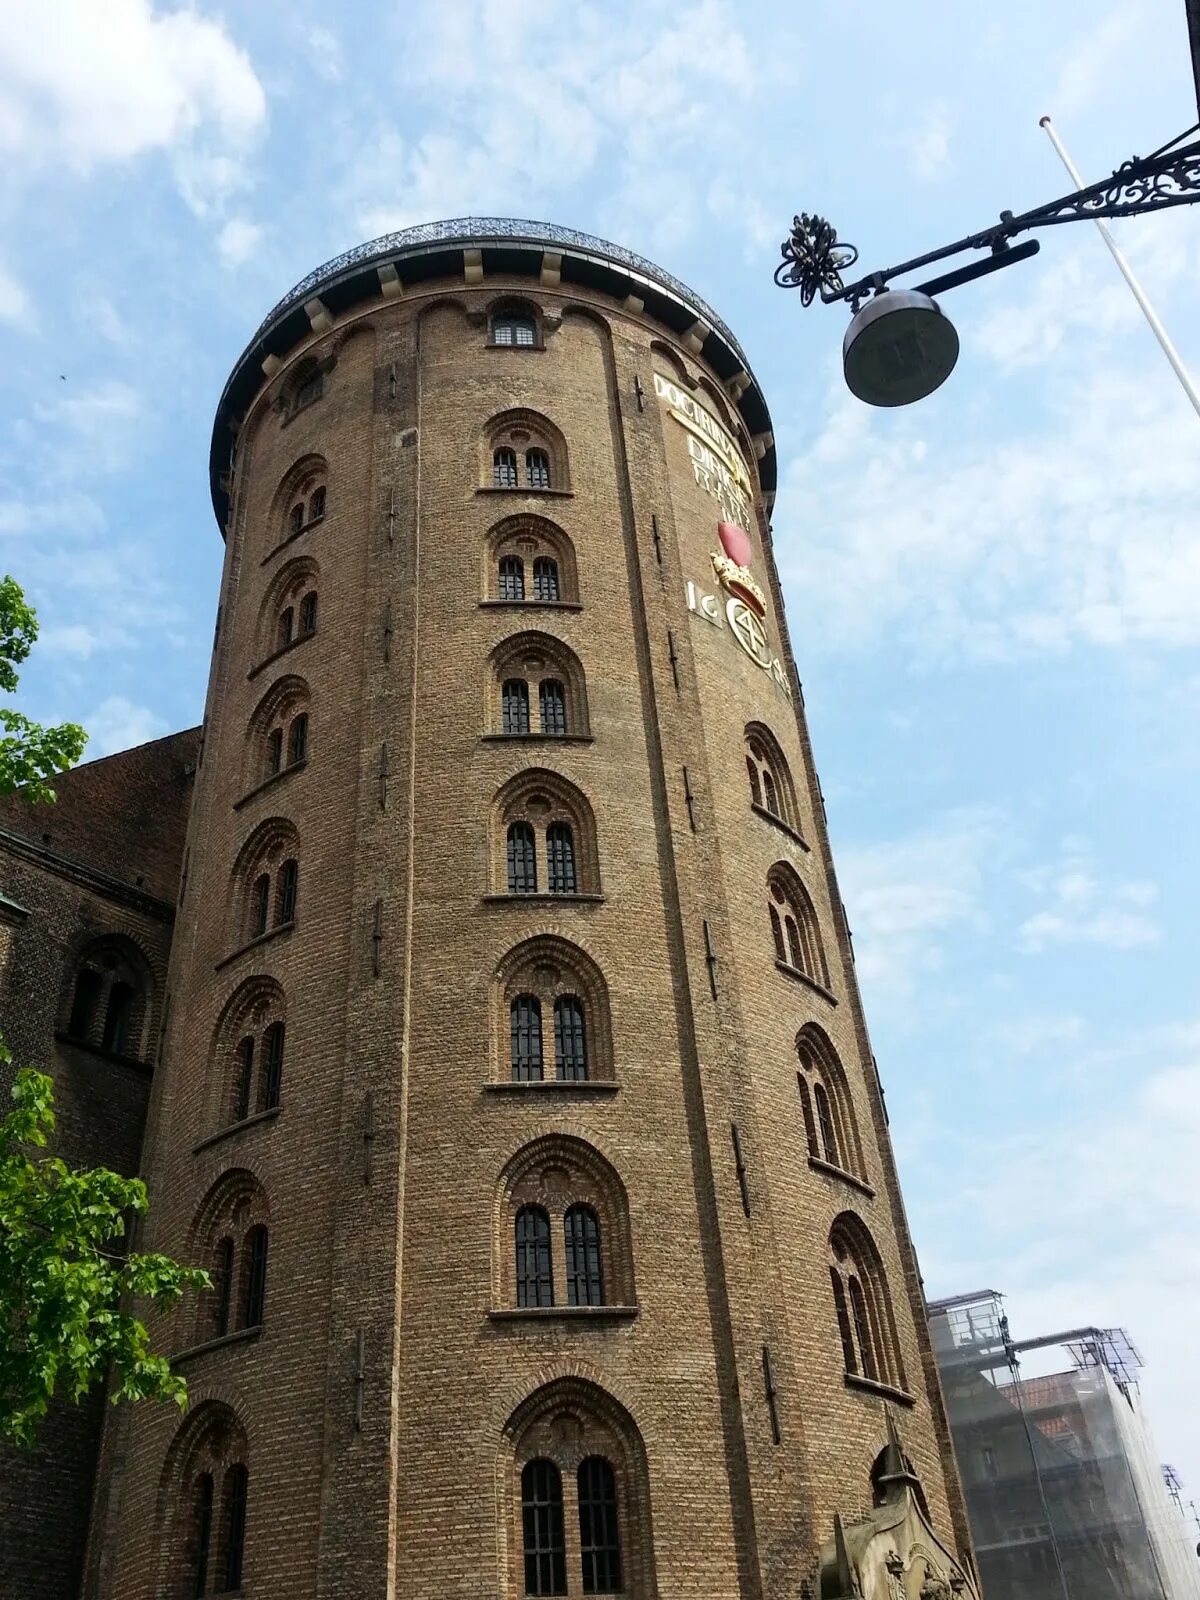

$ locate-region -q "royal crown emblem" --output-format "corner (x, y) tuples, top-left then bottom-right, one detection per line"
(710, 521), (766, 617)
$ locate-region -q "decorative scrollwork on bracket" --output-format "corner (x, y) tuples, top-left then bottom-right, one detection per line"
(1051, 146), (1200, 224)
(774, 214), (860, 305)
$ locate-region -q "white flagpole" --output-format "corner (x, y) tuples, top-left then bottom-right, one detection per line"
(1039, 114), (1200, 419)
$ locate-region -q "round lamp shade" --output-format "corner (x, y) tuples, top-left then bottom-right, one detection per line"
(842, 289), (960, 407)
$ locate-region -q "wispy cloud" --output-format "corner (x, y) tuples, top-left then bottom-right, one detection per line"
(1018, 848), (1160, 952)
(85, 694), (168, 757)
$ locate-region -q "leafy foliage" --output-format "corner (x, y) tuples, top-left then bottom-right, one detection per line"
(0, 573), (86, 802)
(0, 1047), (209, 1448)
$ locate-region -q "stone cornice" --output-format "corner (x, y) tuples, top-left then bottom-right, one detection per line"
(0, 828), (177, 923)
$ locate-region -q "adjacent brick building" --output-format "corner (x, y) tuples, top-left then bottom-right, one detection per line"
(2, 220), (979, 1600)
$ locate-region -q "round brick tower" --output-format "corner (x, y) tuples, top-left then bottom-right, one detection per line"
(85, 220), (979, 1600)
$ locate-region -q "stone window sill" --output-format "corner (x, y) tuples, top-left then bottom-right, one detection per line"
(480, 732), (593, 745)
(234, 759), (307, 811)
(476, 485), (574, 499)
(482, 892), (604, 906)
(486, 340), (547, 352)
(54, 1033), (151, 1076)
(261, 513), (325, 566)
(248, 630), (315, 681)
(194, 1106), (281, 1155)
(216, 920), (296, 971)
(479, 598), (583, 613)
(808, 1155), (874, 1199)
(171, 1324), (262, 1366)
(751, 803), (810, 852)
(488, 1306), (638, 1324)
(774, 960), (837, 1005)
(844, 1372), (915, 1407)
(485, 1079), (619, 1096)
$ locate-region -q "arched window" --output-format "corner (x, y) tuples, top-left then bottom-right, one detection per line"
(503, 679), (531, 734)
(101, 981), (135, 1055)
(308, 484), (326, 523)
(829, 1214), (907, 1392)
(63, 938), (152, 1060)
(493, 312), (538, 347)
(289, 359), (324, 414)
(68, 967), (102, 1040)
(578, 1457), (622, 1593)
(262, 1021), (284, 1110)
(190, 1173), (270, 1349)
(494, 447), (519, 488)
(287, 712), (308, 766)
(241, 1225), (269, 1329)
(267, 729), (283, 775)
(539, 679), (566, 735)
(500, 555), (526, 601)
(526, 448), (551, 489)
(299, 590), (318, 635)
(251, 874), (271, 937)
(553, 995), (587, 1081)
(222, 1464), (249, 1592)
(211, 1238), (234, 1339)
(511, 996), (544, 1082)
(745, 724), (800, 835)
(257, 555), (320, 664)
(508, 822), (538, 893)
(289, 502), (304, 536)
(565, 1205), (604, 1306)
(285, 477), (326, 537)
(522, 1459), (567, 1596)
(796, 1024), (865, 1181)
(192, 1472), (214, 1596)
(156, 1402), (249, 1600)
(516, 1206), (554, 1307)
(533, 557), (560, 602)
(276, 859), (299, 925)
(247, 675), (310, 791)
(212, 977), (286, 1128)
(767, 866), (829, 991)
(546, 822), (576, 894)
(232, 818), (302, 948)
(277, 607), (294, 651)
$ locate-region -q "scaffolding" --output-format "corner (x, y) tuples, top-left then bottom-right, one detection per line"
(929, 1290), (1200, 1600)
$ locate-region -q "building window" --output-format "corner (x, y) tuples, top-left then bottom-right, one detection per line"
(508, 821), (538, 894)
(299, 590), (318, 634)
(285, 479), (327, 538)
(68, 967), (103, 1040)
(291, 363), (324, 413)
(522, 1459), (567, 1596)
(276, 859), (299, 925)
(532, 557), (560, 602)
(526, 448), (551, 490)
(494, 313), (538, 347)
(288, 712), (308, 766)
(546, 822), (576, 894)
(277, 607), (294, 651)
(212, 1238), (235, 1339)
(490, 634), (589, 739)
(577, 1457), (622, 1593)
(308, 484), (326, 523)
(484, 409), (569, 494)
(64, 941), (151, 1060)
(828, 1213), (907, 1392)
(289, 502), (304, 537)
(193, 1175), (270, 1349)
(539, 679), (567, 735)
(767, 867), (828, 990)
(494, 447), (519, 489)
(500, 555), (526, 601)
(553, 995), (587, 1081)
(565, 1205), (604, 1306)
(503, 679), (531, 734)
(745, 724), (800, 834)
(251, 874), (271, 937)
(795, 1024), (865, 1181)
(267, 727), (284, 776)
(101, 981), (135, 1055)
(222, 1463), (249, 1592)
(249, 676), (311, 790)
(262, 1021), (284, 1110)
(241, 1225), (268, 1329)
(234, 1036), (255, 1121)
(191, 1472), (214, 1598)
(511, 995), (544, 1082)
(217, 978), (287, 1127)
(516, 1206), (555, 1308)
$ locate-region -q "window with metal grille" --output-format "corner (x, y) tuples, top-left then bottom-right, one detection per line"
(516, 1206), (554, 1307)
(494, 447), (519, 488)
(68, 967), (102, 1041)
(102, 981), (134, 1054)
(526, 448), (551, 489)
(762, 767), (779, 817)
(277, 606), (294, 651)
(493, 314), (538, 347)
(223, 1464), (249, 1592)
(300, 590), (318, 634)
(553, 996), (587, 1081)
(213, 1238), (234, 1338)
(847, 1275), (878, 1381)
(510, 995), (544, 1081)
(288, 712), (308, 766)
(522, 1459), (567, 1596)
(293, 366), (324, 411)
(267, 727), (284, 776)
(565, 1205), (604, 1306)
(503, 679), (531, 733)
(308, 484), (326, 522)
(252, 874), (271, 937)
(539, 679), (566, 735)
(499, 555), (526, 600)
(546, 823), (576, 894)
(277, 859), (298, 925)
(577, 1457), (622, 1594)
(533, 557), (559, 601)
(507, 822), (538, 893)
(241, 1226), (268, 1329)
(814, 1082), (838, 1166)
(235, 1036), (255, 1121)
(262, 1022), (284, 1110)
(191, 1473), (214, 1599)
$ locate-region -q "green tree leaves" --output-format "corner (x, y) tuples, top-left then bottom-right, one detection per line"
(0, 573), (86, 802)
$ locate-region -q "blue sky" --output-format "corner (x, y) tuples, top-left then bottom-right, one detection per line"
(2, 0), (1199, 1504)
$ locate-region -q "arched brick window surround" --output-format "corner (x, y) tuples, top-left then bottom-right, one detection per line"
(828, 1211), (907, 1394)
(767, 862), (829, 991)
(255, 554), (320, 666)
(494, 1134), (635, 1312)
(488, 296), (544, 349)
(208, 974), (287, 1130)
(244, 675), (311, 794)
(491, 769), (601, 897)
(795, 1023), (866, 1183)
(493, 935), (613, 1086)
(229, 817), (301, 950)
(268, 453), (328, 554)
(488, 632), (589, 738)
(500, 1376), (657, 1600)
(484, 514), (579, 605)
(189, 1169), (271, 1347)
(745, 721), (800, 836)
(60, 933), (155, 1062)
(152, 1399), (250, 1598)
(483, 408), (570, 494)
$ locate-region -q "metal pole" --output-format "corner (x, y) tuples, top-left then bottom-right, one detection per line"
(1040, 115), (1200, 420)
(1188, 0), (1200, 122)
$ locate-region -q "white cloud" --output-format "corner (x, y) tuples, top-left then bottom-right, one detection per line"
(217, 216), (263, 268)
(0, 262), (33, 327)
(908, 105), (952, 184)
(86, 694), (167, 757)
(302, 24), (345, 83)
(38, 623), (101, 659)
(1018, 850), (1160, 952)
(31, 381), (142, 475)
(1044, 9), (1139, 121)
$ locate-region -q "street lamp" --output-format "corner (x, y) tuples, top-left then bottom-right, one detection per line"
(778, 7), (1200, 405)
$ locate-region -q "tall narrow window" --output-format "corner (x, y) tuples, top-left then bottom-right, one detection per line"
(762, 768), (780, 817)
(814, 1082), (838, 1167)
(213, 1238), (234, 1339)
(102, 981), (134, 1054)
(223, 1464), (249, 1592)
(830, 1266), (857, 1375)
(67, 967), (102, 1041)
(533, 557), (559, 602)
(191, 1473), (214, 1599)
(848, 1276), (878, 1382)
(577, 1457), (622, 1594)
(289, 502), (304, 537)
(503, 679), (531, 734)
(546, 823), (576, 894)
(288, 712), (308, 766)
(539, 679), (566, 735)
(564, 1205), (604, 1307)
(769, 905), (786, 963)
(507, 821), (538, 894)
(796, 1075), (819, 1160)
(494, 447), (519, 488)
(252, 874), (271, 938)
(277, 606), (294, 651)
(553, 996), (587, 1081)
(299, 590), (318, 634)
(746, 755), (763, 808)
(526, 449), (551, 489)
(241, 1226), (268, 1329)
(510, 996), (544, 1082)
(499, 555), (526, 600)
(267, 727), (284, 776)
(308, 484), (326, 523)
(785, 914), (804, 971)
(235, 1036), (255, 1121)
(516, 1206), (554, 1307)
(262, 1022), (284, 1111)
(277, 859), (298, 925)
(522, 1459), (567, 1596)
